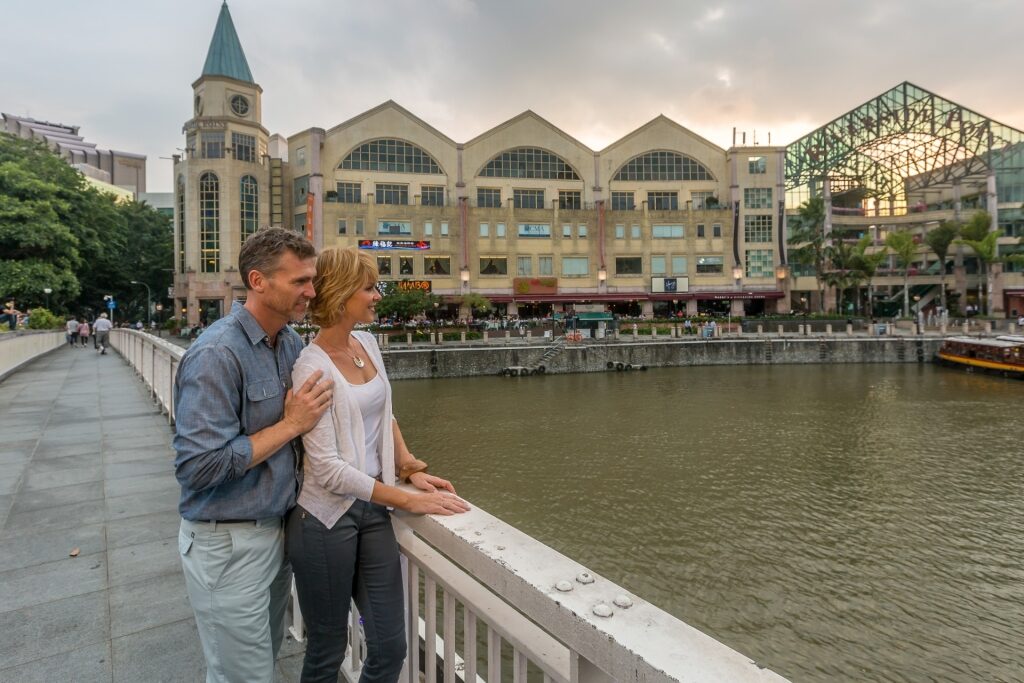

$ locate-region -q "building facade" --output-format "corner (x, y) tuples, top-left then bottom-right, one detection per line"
(173, 5), (1023, 325)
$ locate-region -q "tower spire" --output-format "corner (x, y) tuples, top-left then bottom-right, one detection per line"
(201, 2), (254, 83)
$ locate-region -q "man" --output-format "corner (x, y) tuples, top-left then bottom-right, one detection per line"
(65, 315), (80, 347)
(1, 300), (21, 331)
(173, 228), (333, 683)
(93, 313), (112, 354)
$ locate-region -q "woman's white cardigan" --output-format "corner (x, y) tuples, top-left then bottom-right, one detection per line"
(291, 331), (395, 528)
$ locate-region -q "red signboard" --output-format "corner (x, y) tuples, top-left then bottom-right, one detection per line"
(305, 192), (314, 242)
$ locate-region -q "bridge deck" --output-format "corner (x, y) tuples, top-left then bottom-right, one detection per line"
(0, 347), (304, 682)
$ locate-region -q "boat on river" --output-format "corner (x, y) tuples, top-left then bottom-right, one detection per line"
(935, 336), (1024, 378)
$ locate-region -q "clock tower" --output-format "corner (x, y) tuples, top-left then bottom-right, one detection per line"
(173, 1), (274, 326)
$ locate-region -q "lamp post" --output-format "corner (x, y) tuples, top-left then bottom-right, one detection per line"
(130, 280), (152, 327)
(43, 287), (52, 310)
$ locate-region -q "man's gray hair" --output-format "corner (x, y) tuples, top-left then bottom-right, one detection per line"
(238, 227), (316, 289)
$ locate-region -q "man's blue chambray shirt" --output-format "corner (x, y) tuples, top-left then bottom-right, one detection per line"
(173, 302), (304, 521)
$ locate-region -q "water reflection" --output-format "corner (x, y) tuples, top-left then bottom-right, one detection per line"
(395, 364), (1024, 682)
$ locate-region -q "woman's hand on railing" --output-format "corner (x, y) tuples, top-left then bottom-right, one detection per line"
(404, 489), (470, 516)
(409, 471), (456, 494)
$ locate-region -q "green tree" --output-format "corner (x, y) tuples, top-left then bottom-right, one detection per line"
(787, 196), (828, 312)
(850, 235), (889, 318)
(460, 292), (492, 318)
(822, 238), (859, 314)
(884, 230), (918, 317)
(957, 230), (1000, 316)
(923, 220), (961, 313)
(375, 289), (440, 321)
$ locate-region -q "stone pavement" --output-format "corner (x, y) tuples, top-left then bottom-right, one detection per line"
(0, 346), (307, 682)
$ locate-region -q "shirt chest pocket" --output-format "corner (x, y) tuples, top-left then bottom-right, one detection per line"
(244, 378), (283, 432)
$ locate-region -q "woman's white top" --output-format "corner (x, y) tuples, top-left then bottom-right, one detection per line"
(291, 331), (395, 528)
(347, 372), (385, 479)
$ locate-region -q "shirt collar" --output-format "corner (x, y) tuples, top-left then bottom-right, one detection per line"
(232, 301), (280, 347)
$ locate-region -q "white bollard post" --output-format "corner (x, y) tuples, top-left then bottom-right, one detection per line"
(826, 323), (833, 336)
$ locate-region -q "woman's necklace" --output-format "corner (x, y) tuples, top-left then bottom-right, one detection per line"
(320, 337), (365, 368)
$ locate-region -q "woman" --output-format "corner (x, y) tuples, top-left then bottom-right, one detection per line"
(288, 246), (468, 683)
(77, 318), (90, 347)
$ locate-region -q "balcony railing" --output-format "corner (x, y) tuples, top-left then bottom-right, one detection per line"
(110, 329), (788, 683)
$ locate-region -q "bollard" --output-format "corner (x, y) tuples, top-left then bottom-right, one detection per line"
(671, 325), (678, 338)
(797, 324), (804, 336)
(940, 323), (947, 335)
(757, 324), (764, 335)
(652, 326), (658, 338)
(984, 321), (992, 335)
(460, 330), (466, 343)
(406, 332), (413, 345)
(846, 323), (853, 336)
(886, 323), (894, 335)
(962, 322), (969, 335)
(826, 324), (833, 336)
(735, 324), (743, 337)
(526, 329), (532, 340)
(777, 324), (784, 336)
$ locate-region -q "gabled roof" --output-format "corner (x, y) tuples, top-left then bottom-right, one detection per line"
(322, 100), (457, 146)
(600, 114), (724, 155)
(464, 110), (593, 151)
(201, 2), (254, 84)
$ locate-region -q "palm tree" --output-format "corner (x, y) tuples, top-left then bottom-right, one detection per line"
(823, 238), (859, 314)
(885, 230), (918, 317)
(851, 235), (889, 318)
(923, 220), (960, 313)
(787, 196), (828, 312)
(957, 231), (1000, 316)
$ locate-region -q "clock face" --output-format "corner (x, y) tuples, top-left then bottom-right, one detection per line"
(230, 95), (249, 117)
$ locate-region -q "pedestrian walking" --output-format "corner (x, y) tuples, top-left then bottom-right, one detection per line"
(93, 313), (112, 354)
(65, 315), (80, 347)
(77, 318), (90, 347)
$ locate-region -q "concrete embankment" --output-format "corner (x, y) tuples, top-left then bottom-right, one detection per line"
(382, 336), (946, 380)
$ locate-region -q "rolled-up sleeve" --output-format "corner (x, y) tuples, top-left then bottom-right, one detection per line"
(293, 360), (376, 501)
(173, 345), (253, 491)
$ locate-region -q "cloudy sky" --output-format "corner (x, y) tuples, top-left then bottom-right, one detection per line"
(3, 0), (1022, 192)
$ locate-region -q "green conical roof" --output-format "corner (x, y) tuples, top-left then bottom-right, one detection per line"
(201, 2), (254, 83)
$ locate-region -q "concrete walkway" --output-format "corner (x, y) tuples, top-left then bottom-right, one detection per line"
(0, 346), (306, 682)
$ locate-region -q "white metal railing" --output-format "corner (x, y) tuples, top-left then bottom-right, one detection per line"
(0, 330), (66, 381)
(107, 329), (788, 682)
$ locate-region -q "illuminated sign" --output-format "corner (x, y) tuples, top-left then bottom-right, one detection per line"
(378, 280), (433, 295)
(358, 240), (430, 251)
(651, 277), (689, 293)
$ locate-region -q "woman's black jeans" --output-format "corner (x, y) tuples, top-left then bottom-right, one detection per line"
(286, 500), (406, 683)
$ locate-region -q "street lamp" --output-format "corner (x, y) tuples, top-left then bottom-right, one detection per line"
(43, 287), (52, 310)
(129, 280), (152, 327)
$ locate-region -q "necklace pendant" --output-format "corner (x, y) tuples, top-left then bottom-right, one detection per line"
(352, 356), (365, 368)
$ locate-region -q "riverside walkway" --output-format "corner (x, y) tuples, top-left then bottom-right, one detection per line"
(0, 346), (305, 682)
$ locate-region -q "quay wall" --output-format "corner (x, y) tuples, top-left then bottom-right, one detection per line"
(382, 336), (947, 380)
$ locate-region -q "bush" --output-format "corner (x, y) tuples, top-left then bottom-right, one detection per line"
(27, 307), (61, 330)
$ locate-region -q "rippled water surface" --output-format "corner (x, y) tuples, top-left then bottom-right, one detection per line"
(393, 364), (1024, 682)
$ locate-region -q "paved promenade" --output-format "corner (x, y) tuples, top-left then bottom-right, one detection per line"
(0, 346), (305, 682)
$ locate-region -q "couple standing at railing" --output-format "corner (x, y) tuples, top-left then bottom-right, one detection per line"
(172, 228), (469, 683)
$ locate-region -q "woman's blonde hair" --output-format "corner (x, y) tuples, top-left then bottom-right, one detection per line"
(309, 247), (378, 327)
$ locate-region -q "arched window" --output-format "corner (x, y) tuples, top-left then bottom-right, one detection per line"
(479, 147), (579, 180)
(613, 151), (714, 181)
(176, 175), (186, 274)
(199, 172), (220, 273)
(240, 175), (259, 244)
(340, 139), (442, 174)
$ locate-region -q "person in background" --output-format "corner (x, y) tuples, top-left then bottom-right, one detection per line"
(66, 315), (80, 347)
(287, 246), (468, 683)
(2, 300), (21, 331)
(77, 318), (90, 347)
(93, 313), (112, 354)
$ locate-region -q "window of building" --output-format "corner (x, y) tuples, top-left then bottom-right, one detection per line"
(744, 215), (773, 242)
(517, 256), (532, 276)
(514, 189), (545, 209)
(477, 188), (501, 207)
(296, 147), (306, 167)
(379, 221), (412, 236)
(424, 221), (433, 236)
(399, 256), (414, 275)
(697, 224), (705, 238)
(611, 191), (635, 210)
(748, 156), (767, 174)
(232, 133), (257, 163)
(631, 224), (641, 239)
(199, 172), (219, 272)
(337, 182), (361, 203)
(672, 256), (687, 274)
(616, 257), (642, 275)
(496, 223), (506, 238)
(615, 224), (625, 239)
(538, 256), (553, 275)
(479, 223), (489, 237)
(201, 132), (224, 159)
(425, 256), (450, 275)
(691, 191), (715, 209)
(340, 138), (442, 174)
(578, 224), (587, 239)
(653, 224), (684, 238)
(480, 147), (579, 180)
(375, 183), (408, 205)
(480, 257), (507, 275)
(713, 223), (722, 238)
(377, 256), (392, 275)
(294, 176), (309, 205)
(337, 219), (347, 235)
(647, 191), (679, 211)
(421, 185), (445, 206)
(177, 176), (185, 274)
(356, 218), (364, 236)
(240, 175), (258, 244)
(613, 151), (713, 181)
(651, 255), (666, 275)
(440, 221), (449, 237)
(562, 224), (572, 238)
(186, 133), (196, 159)
(562, 256), (589, 276)
(745, 249), (774, 277)
(558, 191), (581, 210)
(744, 188), (772, 209)
(696, 256), (724, 274)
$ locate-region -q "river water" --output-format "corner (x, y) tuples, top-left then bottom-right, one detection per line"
(393, 364), (1024, 682)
